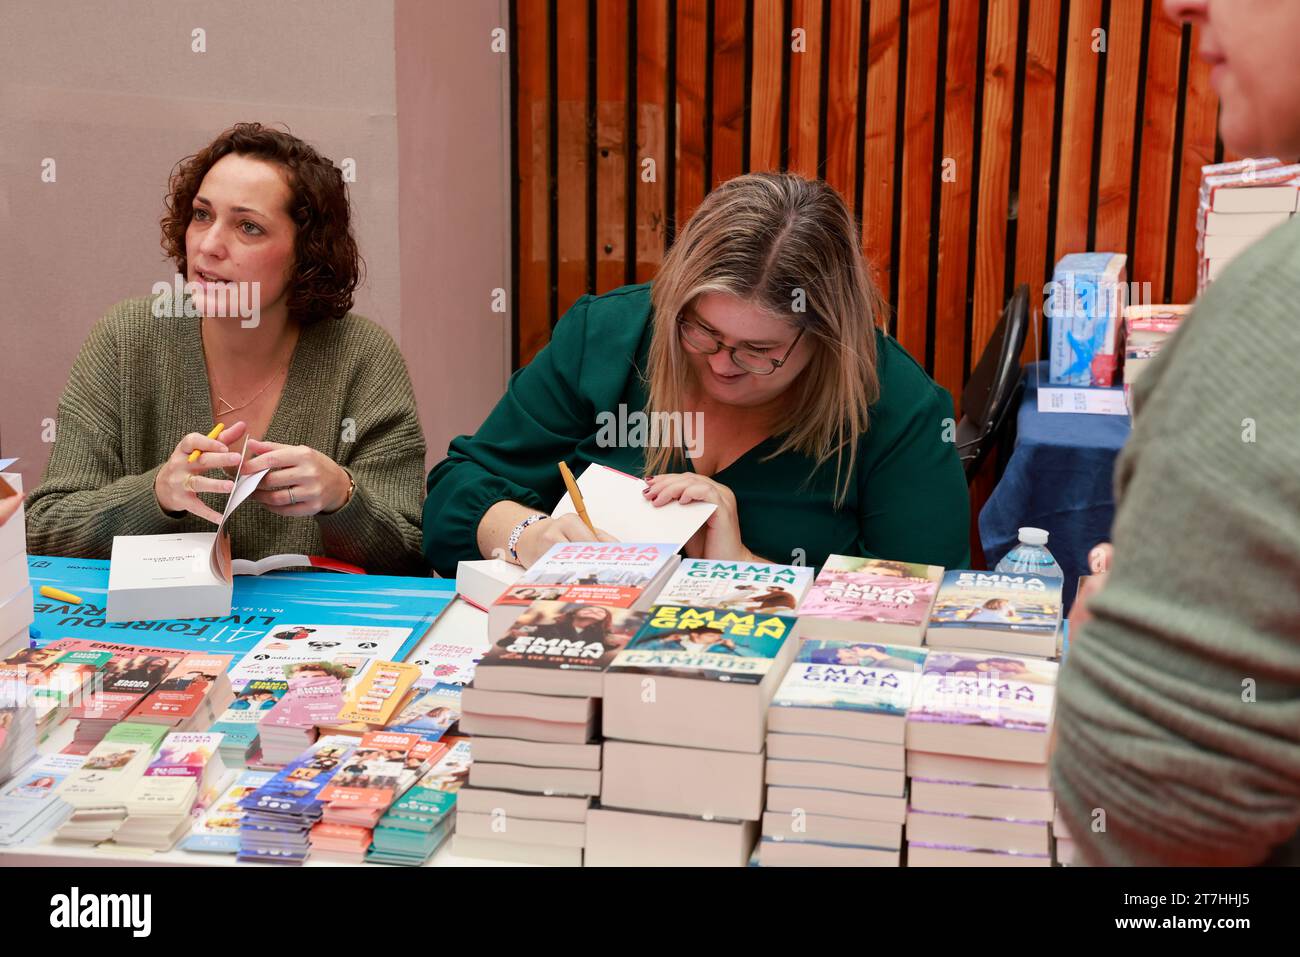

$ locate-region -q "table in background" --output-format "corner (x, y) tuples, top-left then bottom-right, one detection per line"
(979, 361), (1131, 615)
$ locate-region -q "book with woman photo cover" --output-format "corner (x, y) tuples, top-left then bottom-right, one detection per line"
(474, 601), (649, 696)
(609, 604), (797, 684)
(488, 542), (679, 640)
(796, 556), (945, 645)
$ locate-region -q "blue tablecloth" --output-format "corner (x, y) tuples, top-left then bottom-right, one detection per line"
(979, 361), (1131, 615)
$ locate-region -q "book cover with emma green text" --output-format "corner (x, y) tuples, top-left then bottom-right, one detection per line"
(797, 556), (944, 625)
(772, 641), (927, 715)
(495, 542), (679, 610)
(654, 558), (814, 612)
(927, 571), (1062, 633)
(908, 652), (1057, 732)
(609, 605), (797, 684)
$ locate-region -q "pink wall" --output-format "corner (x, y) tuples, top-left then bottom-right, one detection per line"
(0, 0), (510, 492)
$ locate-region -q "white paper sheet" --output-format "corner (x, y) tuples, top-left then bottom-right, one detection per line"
(551, 463), (716, 549)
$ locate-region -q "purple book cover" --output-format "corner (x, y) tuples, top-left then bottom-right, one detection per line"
(908, 652), (1057, 732)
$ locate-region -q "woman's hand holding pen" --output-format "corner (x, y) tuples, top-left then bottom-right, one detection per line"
(243, 439), (352, 516)
(514, 513), (617, 568)
(154, 421), (248, 524)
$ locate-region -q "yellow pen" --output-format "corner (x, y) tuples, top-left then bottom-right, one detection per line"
(558, 461), (596, 536)
(187, 422), (226, 463)
(39, 585), (83, 605)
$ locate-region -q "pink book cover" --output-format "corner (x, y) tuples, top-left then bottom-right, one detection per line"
(262, 675), (345, 730)
(797, 556), (944, 626)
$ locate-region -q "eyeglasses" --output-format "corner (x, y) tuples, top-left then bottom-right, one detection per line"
(677, 314), (806, 375)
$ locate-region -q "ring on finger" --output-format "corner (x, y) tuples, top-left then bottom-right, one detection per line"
(183, 474), (195, 492)
(288, 487), (296, 506)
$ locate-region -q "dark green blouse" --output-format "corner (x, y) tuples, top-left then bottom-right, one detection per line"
(423, 283), (970, 578)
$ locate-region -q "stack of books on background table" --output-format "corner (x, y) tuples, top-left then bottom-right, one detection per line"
(904, 651), (1058, 867)
(1122, 304), (1192, 412)
(1197, 157), (1300, 291)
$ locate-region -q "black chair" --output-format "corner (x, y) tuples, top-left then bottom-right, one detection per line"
(955, 284), (1030, 482)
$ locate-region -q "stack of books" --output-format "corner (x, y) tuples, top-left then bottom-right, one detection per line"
(795, 556), (943, 644)
(182, 769), (275, 854)
(454, 601), (644, 866)
(925, 571), (1062, 659)
(0, 467), (32, 661)
(1122, 304), (1191, 411)
(760, 639), (926, 866)
(209, 678), (288, 766)
(53, 721), (169, 843)
(114, 731), (228, 850)
(236, 735), (357, 865)
(368, 736), (471, 865)
(310, 730), (447, 863)
(904, 651), (1058, 866)
(486, 541), (679, 641)
(1197, 157), (1300, 291)
(653, 557), (815, 614)
(126, 652), (235, 732)
(590, 605), (800, 866)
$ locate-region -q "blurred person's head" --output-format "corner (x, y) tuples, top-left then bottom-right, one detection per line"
(1165, 1), (1300, 156)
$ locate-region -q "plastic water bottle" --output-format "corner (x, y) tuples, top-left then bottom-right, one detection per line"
(995, 527), (1063, 580)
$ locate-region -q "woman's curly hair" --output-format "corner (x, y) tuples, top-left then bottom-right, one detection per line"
(160, 122), (363, 324)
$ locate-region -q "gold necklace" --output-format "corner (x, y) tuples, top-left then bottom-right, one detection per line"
(211, 366), (287, 416)
(201, 324), (294, 416)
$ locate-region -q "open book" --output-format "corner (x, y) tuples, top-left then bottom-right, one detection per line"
(106, 439), (269, 622)
(455, 463), (718, 608)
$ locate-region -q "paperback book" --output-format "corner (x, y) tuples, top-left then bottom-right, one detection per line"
(488, 542), (680, 640)
(652, 558), (814, 613)
(795, 556), (944, 645)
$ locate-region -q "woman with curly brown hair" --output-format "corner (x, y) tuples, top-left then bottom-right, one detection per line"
(25, 123), (427, 575)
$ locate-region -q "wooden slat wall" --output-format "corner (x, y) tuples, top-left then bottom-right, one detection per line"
(512, 0), (1223, 553)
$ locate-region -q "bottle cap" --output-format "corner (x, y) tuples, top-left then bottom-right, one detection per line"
(1018, 527), (1049, 546)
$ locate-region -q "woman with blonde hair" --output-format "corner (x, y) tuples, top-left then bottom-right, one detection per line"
(424, 171), (968, 574)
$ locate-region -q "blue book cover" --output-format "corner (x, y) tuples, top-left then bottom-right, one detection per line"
(608, 604), (796, 684)
(27, 555), (453, 668)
